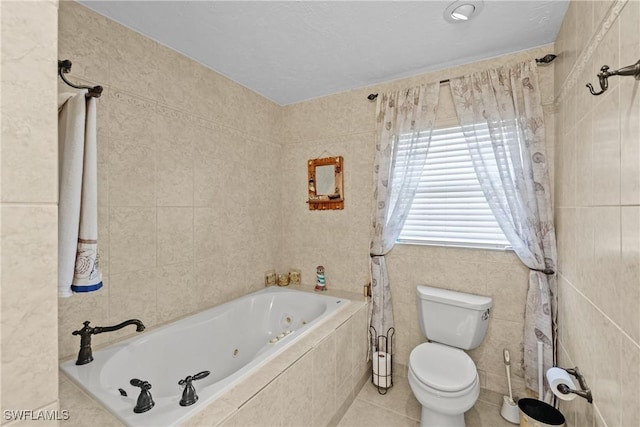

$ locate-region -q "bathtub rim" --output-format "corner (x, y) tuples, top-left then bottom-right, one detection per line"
(59, 285), (363, 427)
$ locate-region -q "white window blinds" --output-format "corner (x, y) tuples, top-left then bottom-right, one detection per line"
(397, 124), (511, 249)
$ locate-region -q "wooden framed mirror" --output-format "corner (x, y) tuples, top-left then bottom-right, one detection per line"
(307, 156), (344, 210)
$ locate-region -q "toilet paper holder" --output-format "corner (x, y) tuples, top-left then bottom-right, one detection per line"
(556, 366), (593, 403)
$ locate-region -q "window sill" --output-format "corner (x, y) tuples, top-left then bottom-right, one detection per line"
(396, 239), (513, 252)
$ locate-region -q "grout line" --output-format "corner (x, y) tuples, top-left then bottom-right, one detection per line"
(0, 202), (57, 207)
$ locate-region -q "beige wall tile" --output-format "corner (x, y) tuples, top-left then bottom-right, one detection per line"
(156, 134), (194, 207)
(193, 125), (225, 207)
(556, 208), (576, 285)
(574, 208), (594, 294)
(108, 135), (156, 207)
(193, 207), (226, 262)
(1, 206), (59, 413)
(108, 89), (158, 142)
(180, 399), (236, 427)
(156, 263), (196, 323)
(312, 335), (336, 424)
(594, 7), (621, 85)
(469, 318), (524, 379)
(109, 23), (162, 100)
(281, 352), (313, 427)
(553, 22), (567, 95)
(336, 319), (354, 383)
(620, 207), (640, 343)
(97, 134), (110, 207)
(620, 337), (640, 427)
(591, 309), (622, 427)
(1, 1), (58, 204)
(574, 1), (594, 59)
(157, 207), (193, 266)
(560, 128), (576, 207)
(109, 207), (156, 274)
(619, 0), (640, 205)
(98, 206), (110, 277)
(193, 261), (243, 311)
(223, 378), (282, 427)
(591, 87), (620, 206)
(591, 207), (621, 321)
(562, 1), (578, 90)
(108, 269), (158, 337)
(351, 306), (370, 386)
(485, 263), (529, 322)
(575, 112), (593, 207)
(58, 1), (112, 85)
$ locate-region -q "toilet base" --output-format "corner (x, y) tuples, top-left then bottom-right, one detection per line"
(420, 406), (466, 427)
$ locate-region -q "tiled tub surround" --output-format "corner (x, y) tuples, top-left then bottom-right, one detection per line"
(60, 286), (370, 427)
(61, 287), (351, 427)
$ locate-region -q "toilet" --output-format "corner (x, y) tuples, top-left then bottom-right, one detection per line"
(408, 285), (493, 427)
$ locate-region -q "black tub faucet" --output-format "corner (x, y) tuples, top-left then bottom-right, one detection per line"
(72, 319), (145, 365)
(178, 371), (210, 406)
(130, 379), (154, 413)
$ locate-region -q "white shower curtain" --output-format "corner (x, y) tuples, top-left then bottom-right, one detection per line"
(58, 91), (103, 297)
(369, 84), (439, 350)
(449, 60), (557, 399)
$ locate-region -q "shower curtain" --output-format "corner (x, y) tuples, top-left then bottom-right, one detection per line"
(369, 83), (439, 350)
(58, 90), (103, 297)
(449, 60), (557, 400)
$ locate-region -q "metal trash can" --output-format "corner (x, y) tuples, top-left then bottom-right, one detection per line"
(518, 398), (566, 427)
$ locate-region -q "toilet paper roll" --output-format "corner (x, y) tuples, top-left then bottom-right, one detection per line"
(546, 367), (577, 401)
(373, 351), (391, 388)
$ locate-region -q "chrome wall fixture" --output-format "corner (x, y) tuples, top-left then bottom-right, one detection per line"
(586, 59), (640, 96)
(58, 59), (103, 98)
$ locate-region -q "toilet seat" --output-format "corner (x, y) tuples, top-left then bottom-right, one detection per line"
(409, 342), (478, 393)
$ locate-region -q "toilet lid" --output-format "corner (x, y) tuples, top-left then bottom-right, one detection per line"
(409, 343), (477, 392)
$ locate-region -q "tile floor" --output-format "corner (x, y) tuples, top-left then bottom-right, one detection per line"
(338, 376), (514, 427)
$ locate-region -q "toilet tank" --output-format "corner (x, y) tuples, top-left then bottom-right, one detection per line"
(416, 285), (493, 350)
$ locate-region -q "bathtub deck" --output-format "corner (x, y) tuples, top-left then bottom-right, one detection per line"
(59, 285), (370, 427)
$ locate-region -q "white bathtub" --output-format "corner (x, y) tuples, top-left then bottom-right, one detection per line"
(60, 286), (350, 427)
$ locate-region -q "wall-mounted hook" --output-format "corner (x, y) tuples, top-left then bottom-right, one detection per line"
(586, 59), (640, 96)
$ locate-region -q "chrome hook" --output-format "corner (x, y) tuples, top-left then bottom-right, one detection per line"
(586, 59), (640, 96)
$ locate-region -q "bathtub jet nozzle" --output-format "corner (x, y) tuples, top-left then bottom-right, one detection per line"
(72, 319), (146, 365)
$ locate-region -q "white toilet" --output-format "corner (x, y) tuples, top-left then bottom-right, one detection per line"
(408, 285), (493, 427)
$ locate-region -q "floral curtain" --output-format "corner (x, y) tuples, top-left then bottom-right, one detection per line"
(370, 83), (439, 350)
(449, 60), (557, 399)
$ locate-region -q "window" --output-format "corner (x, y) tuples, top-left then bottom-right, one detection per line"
(397, 124), (511, 250)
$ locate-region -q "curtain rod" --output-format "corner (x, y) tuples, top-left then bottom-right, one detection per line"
(58, 59), (103, 98)
(366, 54), (557, 101)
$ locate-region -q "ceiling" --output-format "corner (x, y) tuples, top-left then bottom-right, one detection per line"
(79, 1), (569, 106)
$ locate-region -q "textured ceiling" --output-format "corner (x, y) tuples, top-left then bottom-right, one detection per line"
(78, 1), (569, 105)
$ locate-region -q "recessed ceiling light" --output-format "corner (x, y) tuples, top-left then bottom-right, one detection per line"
(444, 0), (484, 23)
